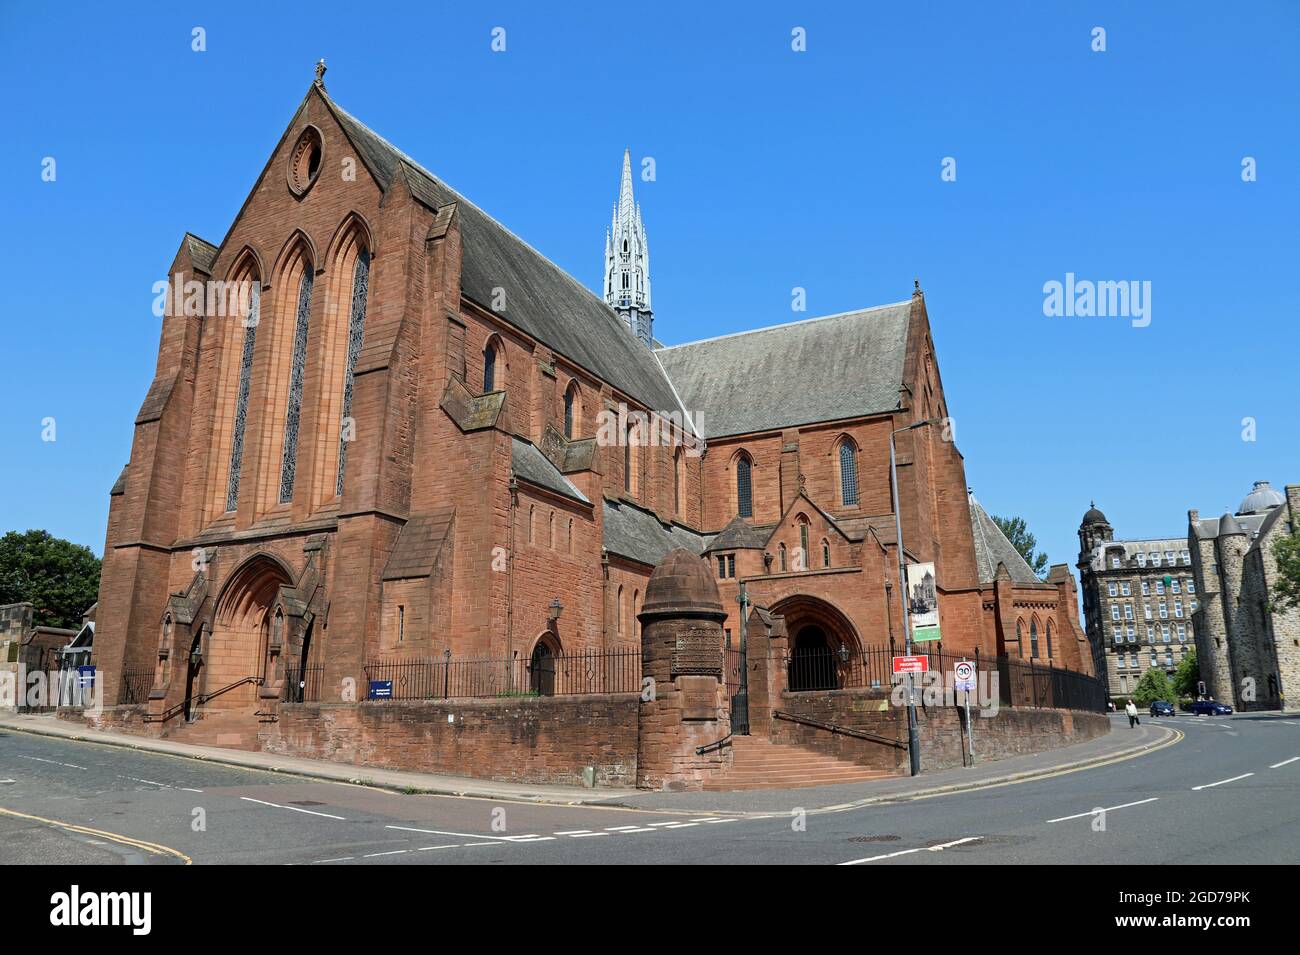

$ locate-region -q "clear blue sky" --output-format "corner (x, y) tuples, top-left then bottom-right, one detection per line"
(2, 1), (1297, 575)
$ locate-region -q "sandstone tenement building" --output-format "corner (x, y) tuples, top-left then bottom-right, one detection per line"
(1076, 506), (1198, 700)
(1189, 481), (1300, 712)
(86, 73), (1096, 762)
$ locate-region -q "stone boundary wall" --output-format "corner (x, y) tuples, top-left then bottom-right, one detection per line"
(264, 694), (640, 788)
(771, 688), (1110, 774)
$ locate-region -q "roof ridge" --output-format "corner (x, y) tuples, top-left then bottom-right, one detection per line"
(655, 300), (912, 352)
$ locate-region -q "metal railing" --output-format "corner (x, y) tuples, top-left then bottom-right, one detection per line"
(118, 666), (155, 705)
(781, 646), (1107, 713)
(282, 664), (324, 703)
(143, 675), (263, 723)
(361, 649), (642, 701)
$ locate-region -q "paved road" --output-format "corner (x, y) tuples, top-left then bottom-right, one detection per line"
(1, 713), (1296, 864)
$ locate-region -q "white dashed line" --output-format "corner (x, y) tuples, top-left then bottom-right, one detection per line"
(1192, 773), (1255, 791)
(1270, 757), (1299, 769)
(663, 822), (699, 829)
(239, 796), (346, 819)
(838, 836), (982, 865)
(1047, 798), (1159, 824)
(18, 755), (86, 770)
(363, 849), (409, 858)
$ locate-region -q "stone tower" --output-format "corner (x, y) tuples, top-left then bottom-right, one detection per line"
(603, 149), (653, 347)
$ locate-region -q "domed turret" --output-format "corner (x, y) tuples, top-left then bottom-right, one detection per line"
(1082, 502), (1109, 526)
(640, 548), (723, 619)
(1237, 480), (1285, 515)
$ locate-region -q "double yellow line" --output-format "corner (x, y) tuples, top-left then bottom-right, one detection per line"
(0, 805), (192, 864)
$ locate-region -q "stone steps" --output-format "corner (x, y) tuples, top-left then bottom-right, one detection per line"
(164, 708), (262, 751)
(703, 736), (893, 790)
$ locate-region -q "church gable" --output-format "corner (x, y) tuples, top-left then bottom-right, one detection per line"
(763, 492), (855, 573)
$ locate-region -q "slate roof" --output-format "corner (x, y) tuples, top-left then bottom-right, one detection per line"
(185, 233), (218, 273)
(1193, 512), (1269, 542)
(322, 94), (686, 420)
(968, 492), (1040, 584)
(702, 515), (773, 553)
(512, 438), (589, 504)
(654, 302), (911, 439)
(382, 510), (454, 581)
(602, 498), (711, 566)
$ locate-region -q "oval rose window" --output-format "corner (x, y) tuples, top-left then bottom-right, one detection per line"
(288, 126), (323, 196)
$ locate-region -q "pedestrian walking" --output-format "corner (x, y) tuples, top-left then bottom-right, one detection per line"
(1125, 699), (1139, 728)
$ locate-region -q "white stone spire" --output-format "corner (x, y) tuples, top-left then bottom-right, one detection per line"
(604, 149), (653, 346)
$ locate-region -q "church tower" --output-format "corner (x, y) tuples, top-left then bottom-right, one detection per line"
(604, 149), (653, 347)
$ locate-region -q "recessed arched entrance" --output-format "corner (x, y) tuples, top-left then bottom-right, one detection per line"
(769, 595), (863, 692)
(207, 554), (295, 711)
(529, 632), (562, 696)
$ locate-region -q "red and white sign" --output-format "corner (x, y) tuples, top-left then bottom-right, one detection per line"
(892, 654), (929, 674)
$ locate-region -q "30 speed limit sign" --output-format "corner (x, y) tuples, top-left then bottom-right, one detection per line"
(954, 660), (975, 692)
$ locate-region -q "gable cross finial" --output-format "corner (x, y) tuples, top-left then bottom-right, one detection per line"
(315, 59), (327, 88)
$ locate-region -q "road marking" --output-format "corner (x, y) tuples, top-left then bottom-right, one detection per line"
(1270, 757), (1299, 769)
(363, 849), (409, 858)
(567, 831), (609, 838)
(385, 824), (537, 843)
(663, 822), (699, 829)
(0, 804), (191, 864)
(554, 829), (594, 835)
(313, 856), (355, 863)
(605, 825), (643, 831)
(416, 844), (462, 851)
(1192, 773), (1255, 791)
(838, 836), (982, 865)
(18, 755), (86, 770)
(1047, 797), (1159, 824)
(239, 796), (346, 819)
(116, 774), (171, 788)
(181, 788), (203, 793)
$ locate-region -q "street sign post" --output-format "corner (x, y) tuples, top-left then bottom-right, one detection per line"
(955, 660), (976, 763)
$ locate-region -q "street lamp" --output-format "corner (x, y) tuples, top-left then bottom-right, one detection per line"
(890, 417), (943, 776)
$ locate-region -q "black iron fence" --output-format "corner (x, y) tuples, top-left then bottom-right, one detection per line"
(282, 664), (325, 703)
(118, 666), (154, 705)
(781, 645), (1106, 713)
(360, 649), (641, 701)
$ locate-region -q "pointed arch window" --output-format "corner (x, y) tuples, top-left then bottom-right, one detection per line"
(225, 284), (260, 512)
(483, 339), (498, 392)
(1046, 620), (1054, 658)
(839, 440), (859, 505)
(279, 270), (315, 503)
(1030, 619), (1040, 658)
(563, 383), (576, 438)
(736, 454), (753, 518)
(798, 520), (810, 571)
(778, 543), (787, 572)
(673, 447), (683, 514)
(335, 249), (370, 496)
(822, 539), (831, 568)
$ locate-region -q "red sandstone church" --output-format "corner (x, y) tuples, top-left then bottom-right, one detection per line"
(91, 69), (1093, 744)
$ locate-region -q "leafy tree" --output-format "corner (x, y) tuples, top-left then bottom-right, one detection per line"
(1132, 668), (1177, 707)
(992, 514), (1049, 579)
(1271, 530), (1300, 612)
(1172, 649), (1200, 699)
(0, 530), (100, 630)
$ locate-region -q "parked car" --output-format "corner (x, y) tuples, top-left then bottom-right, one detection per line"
(1188, 700), (1233, 716)
(1149, 700), (1175, 717)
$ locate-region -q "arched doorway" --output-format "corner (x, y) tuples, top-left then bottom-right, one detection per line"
(529, 632), (561, 696)
(769, 595), (863, 692)
(208, 554), (294, 712)
(183, 630), (204, 722)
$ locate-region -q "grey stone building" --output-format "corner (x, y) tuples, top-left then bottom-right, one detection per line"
(1076, 506), (1198, 700)
(1189, 481), (1300, 712)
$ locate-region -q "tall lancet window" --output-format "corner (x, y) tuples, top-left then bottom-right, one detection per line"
(226, 285), (260, 512)
(278, 271), (315, 503)
(483, 341), (497, 392)
(839, 441), (859, 505)
(336, 250), (370, 495)
(736, 454), (753, 518)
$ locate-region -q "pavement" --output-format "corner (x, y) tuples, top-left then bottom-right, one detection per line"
(0, 710), (1167, 811)
(1, 711), (1296, 864)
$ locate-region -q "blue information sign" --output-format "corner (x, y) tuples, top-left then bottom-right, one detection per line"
(368, 679), (393, 700)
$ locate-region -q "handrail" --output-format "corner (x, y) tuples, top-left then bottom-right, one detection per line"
(144, 675), (263, 724)
(695, 733), (734, 756)
(773, 710), (908, 750)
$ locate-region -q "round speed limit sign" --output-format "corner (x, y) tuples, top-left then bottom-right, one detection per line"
(954, 661), (975, 689)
